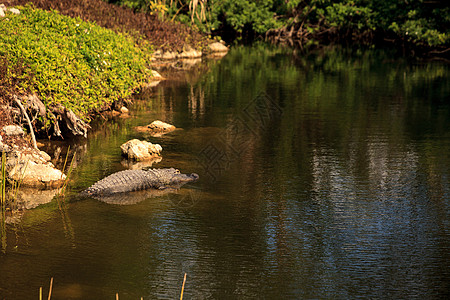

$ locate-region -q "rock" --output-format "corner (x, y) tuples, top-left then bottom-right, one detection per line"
(178, 49), (202, 59)
(8, 160), (66, 189)
(8, 8), (20, 15)
(162, 51), (177, 60)
(148, 70), (164, 88)
(209, 42), (229, 53)
(160, 49), (202, 60)
(120, 139), (162, 161)
(134, 120), (176, 137)
(151, 70), (164, 80)
(152, 50), (162, 60)
(105, 110), (121, 117)
(148, 120), (176, 133)
(120, 106), (129, 114)
(147, 81), (161, 88)
(0, 7), (5, 17)
(2, 125), (24, 136)
(39, 150), (52, 162)
(5, 146), (66, 188)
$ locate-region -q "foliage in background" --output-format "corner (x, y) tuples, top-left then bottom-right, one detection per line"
(107, 0), (449, 49)
(0, 5), (152, 123)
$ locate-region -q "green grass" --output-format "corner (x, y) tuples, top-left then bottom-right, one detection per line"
(0, 4), (153, 124)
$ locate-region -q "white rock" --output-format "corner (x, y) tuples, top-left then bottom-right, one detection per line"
(120, 106), (129, 114)
(209, 42), (229, 52)
(148, 120), (176, 132)
(147, 81), (161, 88)
(162, 51), (177, 60)
(120, 139), (162, 161)
(0, 7), (5, 17)
(39, 150), (52, 162)
(2, 125), (24, 136)
(2, 138), (65, 188)
(151, 70), (164, 80)
(9, 160), (66, 188)
(9, 8), (20, 15)
(152, 50), (162, 59)
(178, 49), (202, 58)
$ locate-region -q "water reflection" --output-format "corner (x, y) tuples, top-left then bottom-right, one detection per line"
(0, 44), (449, 299)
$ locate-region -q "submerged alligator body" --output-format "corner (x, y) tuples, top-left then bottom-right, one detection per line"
(81, 168), (199, 196)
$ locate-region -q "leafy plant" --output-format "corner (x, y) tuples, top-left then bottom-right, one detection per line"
(0, 5), (153, 125)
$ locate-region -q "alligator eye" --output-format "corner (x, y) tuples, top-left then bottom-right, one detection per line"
(176, 169), (180, 174)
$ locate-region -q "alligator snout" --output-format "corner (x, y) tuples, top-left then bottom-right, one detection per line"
(189, 173), (199, 181)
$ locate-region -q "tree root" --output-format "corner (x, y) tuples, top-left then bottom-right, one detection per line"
(50, 104), (90, 138)
(12, 94), (90, 140)
(13, 95), (38, 149)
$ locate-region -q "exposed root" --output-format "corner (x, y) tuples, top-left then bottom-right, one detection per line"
(12, 95), (38, 150)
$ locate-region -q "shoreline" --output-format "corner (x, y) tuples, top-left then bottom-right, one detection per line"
(0, 2), (228, 194)
(0, 52), (226, 199)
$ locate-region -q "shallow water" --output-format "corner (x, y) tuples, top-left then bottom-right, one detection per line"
(1, 44), (449, 299)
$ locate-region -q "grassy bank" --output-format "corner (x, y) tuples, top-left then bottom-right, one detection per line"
(0, 5), (152, 128)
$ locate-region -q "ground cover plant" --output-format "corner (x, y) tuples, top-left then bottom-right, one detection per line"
(0, 4), (153, 134)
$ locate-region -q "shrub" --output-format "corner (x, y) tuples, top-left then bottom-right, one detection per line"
(0, 5), (152, 124)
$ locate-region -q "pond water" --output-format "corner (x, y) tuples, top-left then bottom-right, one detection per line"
(1, 44), (449, 299)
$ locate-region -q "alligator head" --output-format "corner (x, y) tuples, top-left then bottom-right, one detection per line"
(155, 168), (199, 187)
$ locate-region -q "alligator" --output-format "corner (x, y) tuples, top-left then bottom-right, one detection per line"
(81, 168), (199, 197)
